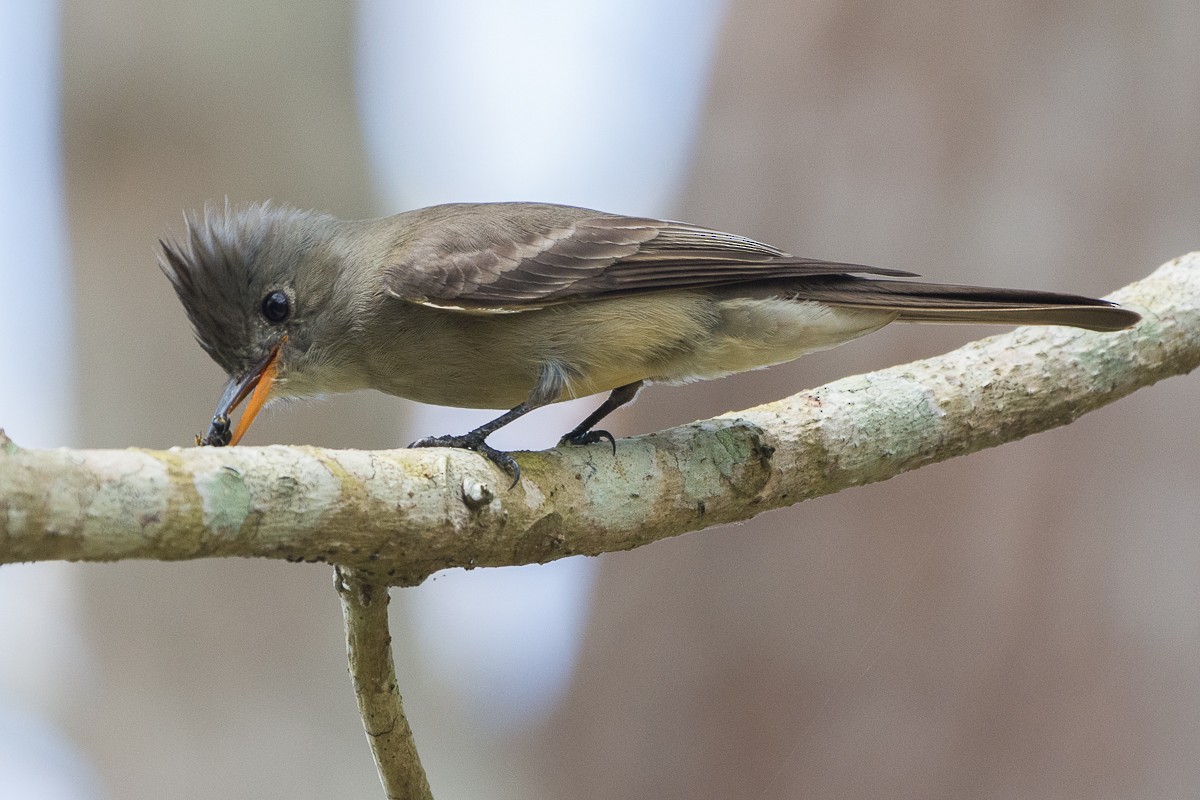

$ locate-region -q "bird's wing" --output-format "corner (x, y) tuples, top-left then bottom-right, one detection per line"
(381, 203), (914, 312)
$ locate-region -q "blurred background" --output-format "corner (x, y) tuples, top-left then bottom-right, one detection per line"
(1, 0), (1198, 798)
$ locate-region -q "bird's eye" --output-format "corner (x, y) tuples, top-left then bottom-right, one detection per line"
(261, 291), (290, 323)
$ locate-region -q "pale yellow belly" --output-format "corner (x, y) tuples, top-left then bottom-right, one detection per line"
(652, 298), (898, 384)
(365, 293), (896, 409)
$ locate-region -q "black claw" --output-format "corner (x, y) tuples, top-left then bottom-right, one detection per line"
(409, 433), (521, 488)
(559, 428), (617, 455)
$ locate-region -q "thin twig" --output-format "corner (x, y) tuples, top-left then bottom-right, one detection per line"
(336, 566), (433, 800)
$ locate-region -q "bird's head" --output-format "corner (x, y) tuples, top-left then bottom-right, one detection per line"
(160, 202), (354, 446)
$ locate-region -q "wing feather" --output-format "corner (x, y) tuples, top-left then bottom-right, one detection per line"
(383, 203), (912, 312)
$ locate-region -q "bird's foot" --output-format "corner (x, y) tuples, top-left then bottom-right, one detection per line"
(409, 432), (521, 487)
(558, 428), (617, 455)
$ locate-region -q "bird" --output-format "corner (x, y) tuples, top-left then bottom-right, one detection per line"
(160, 201), (1140, 483)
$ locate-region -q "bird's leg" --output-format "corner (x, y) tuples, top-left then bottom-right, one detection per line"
(408, 362), (571, 487)
(409, 402), (538, 487)
(558, 381), (643, 453)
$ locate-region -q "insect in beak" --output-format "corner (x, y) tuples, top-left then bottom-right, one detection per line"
(197, 337), (286, 446)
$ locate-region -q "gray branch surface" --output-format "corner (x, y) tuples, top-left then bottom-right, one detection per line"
(2, 253), (1198, 586)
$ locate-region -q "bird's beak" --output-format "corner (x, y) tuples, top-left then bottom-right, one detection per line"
(200, 337), (286, 447)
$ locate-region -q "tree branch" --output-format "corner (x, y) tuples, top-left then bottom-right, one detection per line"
(336, 567), (433, 800)
(4, 253), (1198, 800)
(2, 253), (1198, 585)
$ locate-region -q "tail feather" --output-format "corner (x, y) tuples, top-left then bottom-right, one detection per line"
(792, 278), (1140, 333)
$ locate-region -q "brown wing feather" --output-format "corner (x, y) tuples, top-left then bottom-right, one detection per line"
(383, 203), (913, 311)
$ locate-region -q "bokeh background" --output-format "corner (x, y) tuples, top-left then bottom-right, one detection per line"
(2, 1), (1198, 798)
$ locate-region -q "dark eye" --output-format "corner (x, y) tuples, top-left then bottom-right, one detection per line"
(261, 291), (290, 323)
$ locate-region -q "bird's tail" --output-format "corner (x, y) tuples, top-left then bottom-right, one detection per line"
(795, 278), (1140, 332)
